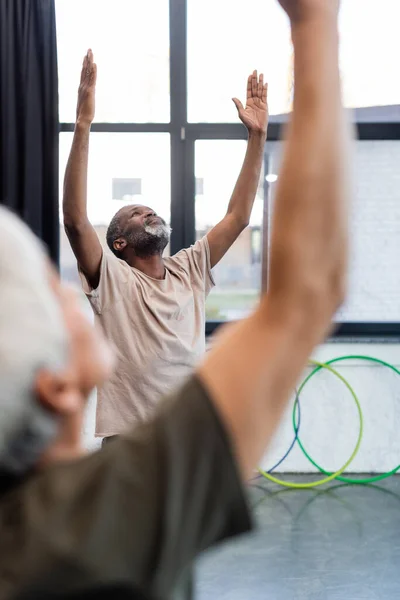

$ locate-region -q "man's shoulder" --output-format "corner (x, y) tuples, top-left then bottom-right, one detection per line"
(99, 252), (145, 291)
(164, 237), (208, 268)
(103, 251), (132, 274)
(164, 237), (214, 295)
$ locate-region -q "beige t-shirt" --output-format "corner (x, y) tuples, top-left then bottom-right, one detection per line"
(80, 237), (215, 437)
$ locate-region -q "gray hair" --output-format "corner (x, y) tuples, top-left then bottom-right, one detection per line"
(0, 208), (68, 474)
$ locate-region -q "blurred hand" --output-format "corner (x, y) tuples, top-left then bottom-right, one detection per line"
(233, 71), (268, 135)
(277, 0), (340, 23)
(76, 49), (97, 125)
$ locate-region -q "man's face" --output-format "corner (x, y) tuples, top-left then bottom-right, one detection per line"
(114, 205), (171, 257)
(119, 204), (166, 231)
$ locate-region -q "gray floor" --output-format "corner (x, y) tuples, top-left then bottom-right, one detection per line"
(196, 475), (400, 600)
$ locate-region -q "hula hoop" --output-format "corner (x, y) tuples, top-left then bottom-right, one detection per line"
(259, 360), (363, 488)
(294, 355), (400, 484)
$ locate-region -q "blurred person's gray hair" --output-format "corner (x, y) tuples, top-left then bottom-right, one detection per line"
(0, 207), (68, 475)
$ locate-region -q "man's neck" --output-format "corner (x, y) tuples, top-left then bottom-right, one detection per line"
(126, 253), (166, 280)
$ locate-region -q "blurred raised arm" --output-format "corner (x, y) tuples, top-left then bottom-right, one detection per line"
(199, 0), (351, 480)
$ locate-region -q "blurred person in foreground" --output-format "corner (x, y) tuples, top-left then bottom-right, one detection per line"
(0, 0), (351, 598)
(63, 50), (269, 444)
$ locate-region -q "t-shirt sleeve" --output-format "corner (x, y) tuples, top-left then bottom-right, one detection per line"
(169, 236), (215, 296)
(105, 375), (252, 596)
(78, 250), (129, 314)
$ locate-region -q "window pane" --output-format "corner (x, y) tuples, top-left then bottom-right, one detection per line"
(195, 141), (265, 321)
(59, 133), (171, 284)
(188, 0), (291, 122)
(188, 0), (400, 122)
(340, 0), (400, 119)
(56, 0), (169, 122)
(265, 140), (400, 322)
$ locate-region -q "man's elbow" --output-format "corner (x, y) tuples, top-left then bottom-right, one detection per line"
(228, 212), (249, 232)
(63, 217), (90, 238)
(300, 272), (347, 330)
(272, 266), (347, 334)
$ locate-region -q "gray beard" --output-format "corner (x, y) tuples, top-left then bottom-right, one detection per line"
(126, 222), (171, 258)
(144, 222), (171, 238)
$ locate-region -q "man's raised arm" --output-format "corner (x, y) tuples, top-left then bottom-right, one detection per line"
(207, 71), (268, 268)
(199, 0), (352, 479)
(63, 50), (102, 289)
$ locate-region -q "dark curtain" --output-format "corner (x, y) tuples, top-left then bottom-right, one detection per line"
(0, 0), (59, 264)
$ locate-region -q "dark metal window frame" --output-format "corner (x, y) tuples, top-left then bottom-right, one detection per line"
(59, 0), (400, 339)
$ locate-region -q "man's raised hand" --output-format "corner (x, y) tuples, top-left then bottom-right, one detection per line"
(76, 49), (97, 125)
(233, 71), (268, 136)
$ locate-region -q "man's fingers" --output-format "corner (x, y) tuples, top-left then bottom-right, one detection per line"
(246, 74), (252, 100)
(80, 50), (96, 87)
(232, 98), (244, 113)
(85, 49), (93, 77)
(80, 54), (88, 84)
(251, 70), (258, 97)
(258, 73), (264, 99)
(262, 82), (268, 104)
(90, 63), (97, 87)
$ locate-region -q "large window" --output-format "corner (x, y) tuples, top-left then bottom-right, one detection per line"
(57, 0), (400, 337)
(188, 0), (400, 122)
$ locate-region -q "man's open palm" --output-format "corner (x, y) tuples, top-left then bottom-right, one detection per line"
(233, 71), (268, 135)
(76, 49), (97, 125)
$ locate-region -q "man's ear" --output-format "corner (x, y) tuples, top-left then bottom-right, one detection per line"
(113, 238), (127, 253)
(34, 369), (79, 415)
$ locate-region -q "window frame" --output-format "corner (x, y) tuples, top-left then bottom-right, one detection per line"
(59, 0), (400, 339)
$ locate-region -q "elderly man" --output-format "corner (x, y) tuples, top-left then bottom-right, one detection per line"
(0, 1), (349, 598)
(63, 51), (269, 441)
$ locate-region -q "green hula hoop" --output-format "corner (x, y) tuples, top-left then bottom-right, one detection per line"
(294, 354), (400, 484)
(259, 360), (363, 488)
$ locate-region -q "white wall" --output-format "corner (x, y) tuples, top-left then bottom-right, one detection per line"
(81, 339), (400, 473)
(261, 343), (400, 473)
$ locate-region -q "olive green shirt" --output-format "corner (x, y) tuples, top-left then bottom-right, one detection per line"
(0, 377), (252, 600)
